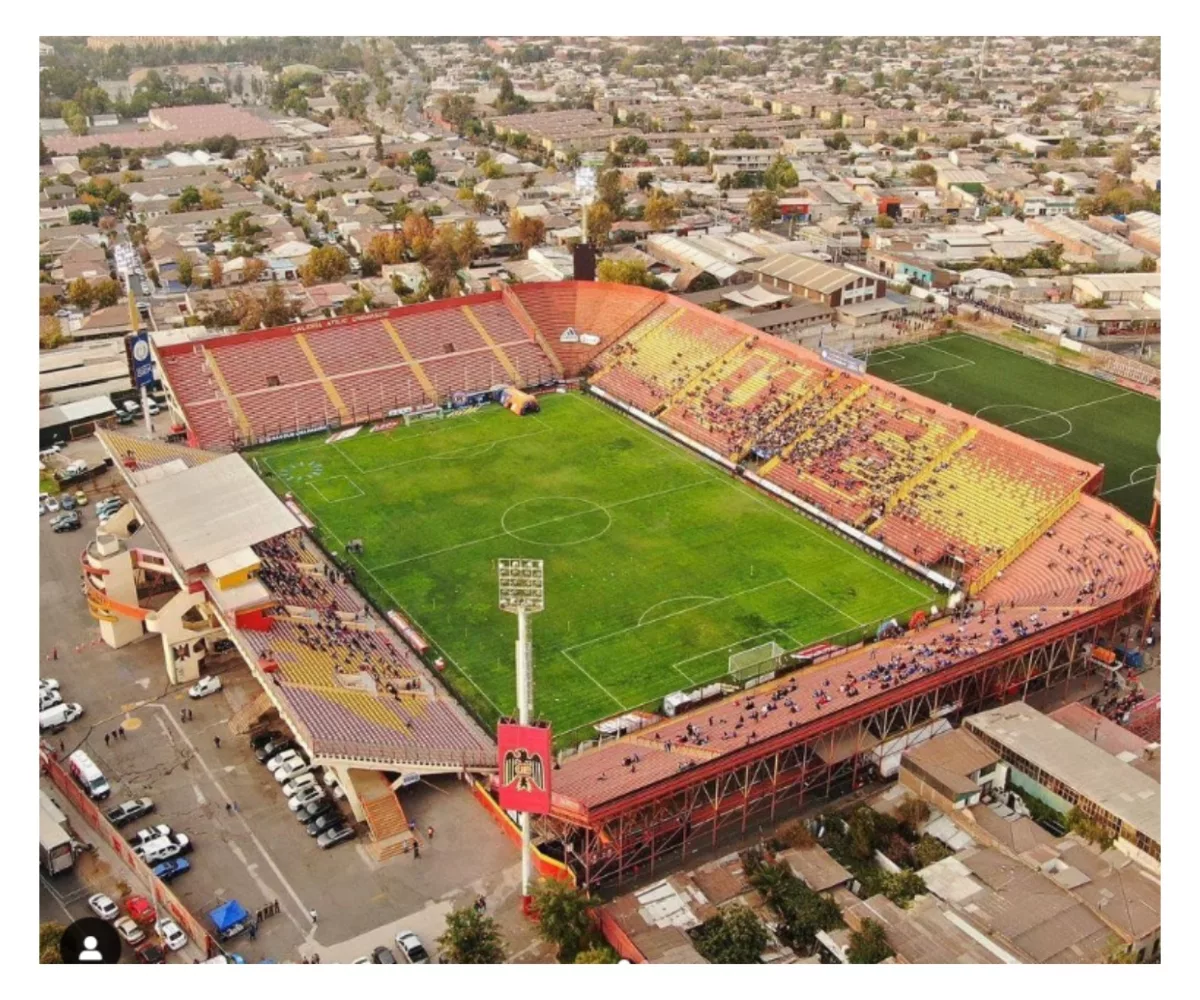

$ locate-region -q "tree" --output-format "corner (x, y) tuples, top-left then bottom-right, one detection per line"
(68, 208), (95, 226)
(874, 214), (896, 229)
(93, 277), (121, 308)
(692, 904), (768, 964)
(747, 190), (779, 229)
(909, 162), (938, 185)
(636, 171), (654, 191)
(585, 202), (614, 246)
(508, 211), (545, 254)
(1112, 144), (1135, 177)
(40, 315), (66, 349)
(574, 945), (619, 963)
(66, 277), (95, 311)
(243, 258), (266, 283)
(1055, 137), (1080, 160)
(847, 919), (893, 964)
(597, 169), (625, 215)
(246, 146), (269, 181)
(40, 923), (66, 964)
(597, 259), (666, 290)
(176, 255), (194, 289)
(437, 906), (506, 964)
(530, 879), (597, 963)
(208, 258), (223, 287)
(299, 245), (350, 286)
(643, 189), (679, 231)
(61, 101), (88, 136)
(763, 155), (799, 192)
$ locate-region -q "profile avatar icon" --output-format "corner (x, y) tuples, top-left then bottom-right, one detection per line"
(60, 917), (122, 964)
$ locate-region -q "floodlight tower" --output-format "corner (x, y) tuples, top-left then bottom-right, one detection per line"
(498, 557), (544, 897)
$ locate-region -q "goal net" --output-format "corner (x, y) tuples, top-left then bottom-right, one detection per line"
(729, 641), (784, 685)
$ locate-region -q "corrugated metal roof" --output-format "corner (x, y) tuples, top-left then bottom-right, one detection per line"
(753, 253), (860, 294)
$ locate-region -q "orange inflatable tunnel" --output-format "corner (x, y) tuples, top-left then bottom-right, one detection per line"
(499, 386), (540, 416)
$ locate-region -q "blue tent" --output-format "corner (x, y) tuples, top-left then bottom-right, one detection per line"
(210, 900), (249, 935)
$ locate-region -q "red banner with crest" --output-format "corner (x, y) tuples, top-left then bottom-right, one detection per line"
(497, 721), (552, 814)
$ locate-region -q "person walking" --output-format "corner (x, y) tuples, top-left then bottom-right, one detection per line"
(426, 825), (434, 840)
(104, 733), (110, 747)
(309, 908), (318, 925)
(413, 842), (420, 859)
(118, 726), (125, 740)
(181, 708), (187, 722)
(213, 735), (221, 749)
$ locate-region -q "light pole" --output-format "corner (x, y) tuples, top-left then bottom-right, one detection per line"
(498, 558), (544, 898)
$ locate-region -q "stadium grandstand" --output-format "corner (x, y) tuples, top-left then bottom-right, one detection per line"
(104, 280), (1156, 870)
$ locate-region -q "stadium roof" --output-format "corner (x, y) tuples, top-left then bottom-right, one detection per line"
(965, 704), (1160, 846)
(132, 453), (300, 571)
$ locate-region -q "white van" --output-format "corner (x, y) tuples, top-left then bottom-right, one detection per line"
(67, 750), (111, 800)
(137, 836), (185, 864)
(65, 460), (88, 477)
(40, 703), (84, 731)
(123, 400), (140, 415)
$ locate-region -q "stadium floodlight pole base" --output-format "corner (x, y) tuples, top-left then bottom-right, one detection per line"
(498, 558), (544, 902)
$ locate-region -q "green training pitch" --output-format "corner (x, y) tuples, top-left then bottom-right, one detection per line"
(253, 392), (935, 744)
(866, 333), (1160, 524)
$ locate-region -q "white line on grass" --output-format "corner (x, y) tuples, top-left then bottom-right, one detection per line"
(310, 475), (366, 504)
(365, 476), (717, 572)
(1000, 390), (1130, 429)
(560, 650), (627, 712)
(355, 426), (553, 476)
(785, 577), (865, 628)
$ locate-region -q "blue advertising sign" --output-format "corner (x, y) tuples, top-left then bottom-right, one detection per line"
(131, 331), (155, 387)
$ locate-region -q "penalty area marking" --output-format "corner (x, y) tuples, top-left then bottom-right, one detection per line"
(1101, 464), (1158, 497)
(309, 475), (366, 504)
(638, 595), (716, 626)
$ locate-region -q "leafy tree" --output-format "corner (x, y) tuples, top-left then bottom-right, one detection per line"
(874, 214), (896, 229)
(747, 189), (779, 229)
(508, 211), (546, 254)
(643, 189), (679, 231)
(40, 295), (58, 316)
(66, 277), (95, 311)
(531, 879), (597, 963)
(438, 906), (506, 964)
(171, 186), (202, 213)
(413, 163), (437, 185)
(1067, 806), (1114, 851)
(1112, 144), (1134, 177)
(1105, 936), (1138, 964)
(763, 155), (799, 192)
(40, 315), (67, 349)
(913, 835), (953, 869)
(825, 131), (851, 151)
(747, 858), (842, 954)
(40, 923), (65, 964)
(909, 162), (937, 185)
(692, 904), (767, 964)
(68, 208), (95, 226)
(574, 945), (619, 963)
(597, 259), (666, 290)
(175, 255), (194, 289)
(246, 146), (269, 181)
(847, 919), (893, 964)
(585, 202), (614, 246)
(299, 245), (350, 286)
(243, 258), (266, 283)
(208, 258), (223, 287)
(597, 169), (625, 215)
(61, 100), (88, 136)
(40, 137), (51, 166)
(636, 171), (654, 191)
(93, 277), (121, 308)
(1055, 138), (1080, 160)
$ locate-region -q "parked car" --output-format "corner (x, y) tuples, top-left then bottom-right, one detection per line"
(281, 773), (318, 797)
(44, 497), (59, 513)
(114, 917), (145, 945)
(87, 893), (119, 921)
(152, 858), (191, 883)
(135, 941), (166, 964)
(39, 501), (47, 516)
(250, 730), (282, 751)
(276, 759), (315, 784)
(40, 687), (63, 711)
(213, 638), (236, 654)
(323, 771), (347, 800)
(317, 824), (356, 849)
(52, 513), (81, 533)
(287, 786), (325, 811)
(188, 675), (222, 698)
(255, 738), (294, 763)
(60, 494), (77, 511)
(371, 946), (396, 964)
(298, 798), (337, 824)
(267, 749), (304, 773)
(39, 702), (83, 731)
(128, 824), (171, 846)
(106, 797), (154, 828)
(39, 678), (59, 694)
(135, 836), (187, 864)
(73, 491), (89, 506)
(125, 895), (156, 924)
(158, 919), (188, 952)
(169, 831), (195, 855)
(395, 931), (429, 964)
(306, 810), (343, 836)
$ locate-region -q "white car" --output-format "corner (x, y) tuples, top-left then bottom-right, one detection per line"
(266, 749), (302, 773)
(45, 497), (60, 513)
(323, 771), (347, 800)
(188, 676), (222, 699)
(158, 919), (188, 951)
(287, 786), (325, 811)
(281, 773), (318, 797)
(275, 758), (314, 783)
(40, 678), (60, 694)
(88, 893), (120, 921)
(39, 501), (47, 517)
(395, 930), (430, 964)
(114, 917), (145, 945)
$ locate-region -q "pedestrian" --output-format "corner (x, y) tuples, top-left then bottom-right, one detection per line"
(214, 735), (221, 749)
(181, 708), (187, 722)
(104, 733), (110, 747)
(226, 803), (232, 813)
(408, 820), (416, 834)
(413, 842), (420, 859)
(59, 740), (65, 753)
(427, 825), (434, 840)
(309, 908), (318, 925)
(52, 647), (58, 661)
(118, 726), (125, 739)
(188, 709), (194, 721)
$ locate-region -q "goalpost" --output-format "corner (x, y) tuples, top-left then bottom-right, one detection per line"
(728, 641), (785, 686)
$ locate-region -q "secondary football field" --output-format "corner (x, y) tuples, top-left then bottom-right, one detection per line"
(253, 391), (935, 744)
(866, 333), (1161, 525)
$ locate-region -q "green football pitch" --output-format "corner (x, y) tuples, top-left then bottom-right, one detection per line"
(253, 392), (935, 744)
(866, 333), (1161, 525)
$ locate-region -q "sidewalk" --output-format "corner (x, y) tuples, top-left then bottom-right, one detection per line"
(44, 775), (208, 964)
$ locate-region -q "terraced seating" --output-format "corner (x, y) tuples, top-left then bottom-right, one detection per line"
(387, 303), (490, 359)
(873, 433), (1087, 579)
(236, 382), (335, 442)
(305, 318), (400, 377)
(214, 333), (314, 394)
(331, 367), (432, 422)
(160, 347), (218, 403)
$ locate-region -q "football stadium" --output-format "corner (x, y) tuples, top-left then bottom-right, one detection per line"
(86, 280), (1160, 884)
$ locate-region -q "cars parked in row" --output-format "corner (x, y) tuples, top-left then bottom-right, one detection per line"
(88, 893), (120, 921)
(151, 858), (191, 883)
(106, 797), (154, 828)
(395, 931), (430, 964)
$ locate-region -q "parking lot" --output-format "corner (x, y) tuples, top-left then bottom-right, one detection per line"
(40, 505), (526, 963)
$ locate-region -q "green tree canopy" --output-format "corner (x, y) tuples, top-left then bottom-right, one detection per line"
(692, 904), (768, 964)
(437, 906), (506, 964)
(530, 879), (598, 963)
(847, 918), (893, 964)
